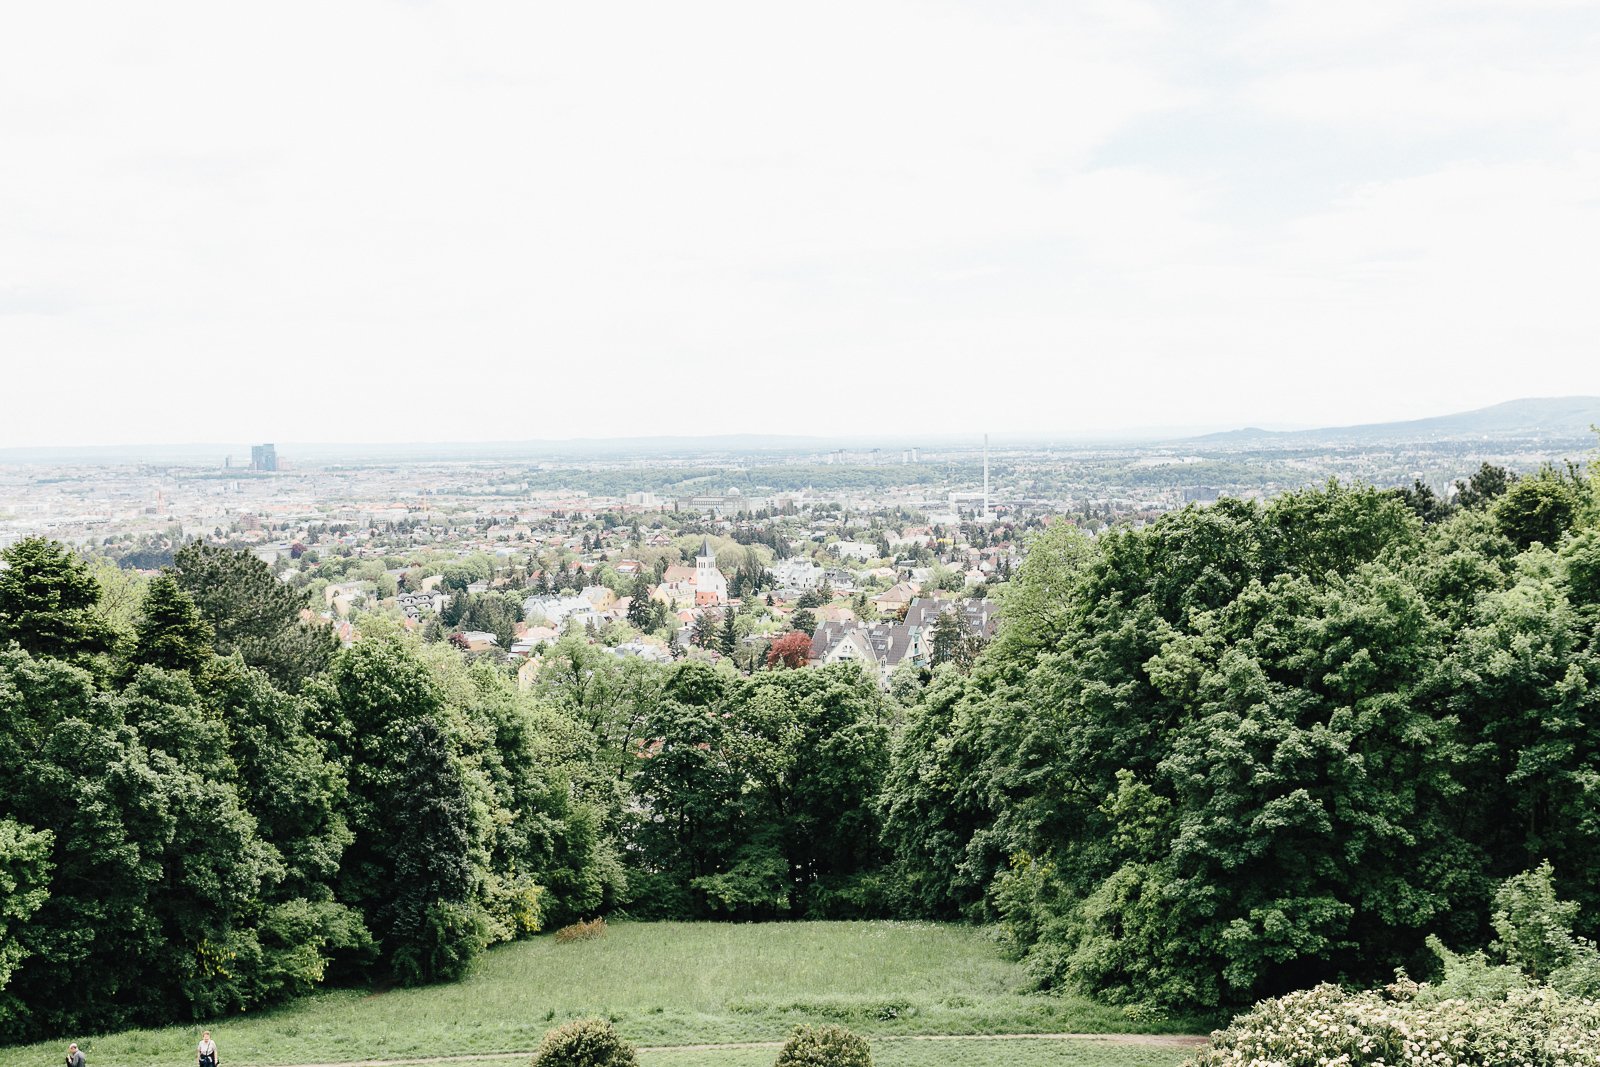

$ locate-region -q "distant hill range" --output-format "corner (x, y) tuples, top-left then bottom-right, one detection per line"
(1188, 396), (1600, 448)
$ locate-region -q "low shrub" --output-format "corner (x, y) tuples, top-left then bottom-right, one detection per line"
(773, 1024), (872, 1067)
(1186, 982), (1600, 1067)
(530, 1018), (637, 1067)
(1425, 862), (1600, 1002)
(554, 918), (607, 943)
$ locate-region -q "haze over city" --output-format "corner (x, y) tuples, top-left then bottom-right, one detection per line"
(5, 1), (1600, 447)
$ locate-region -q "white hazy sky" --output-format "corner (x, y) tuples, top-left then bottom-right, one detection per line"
(3, 1), (1600, 447)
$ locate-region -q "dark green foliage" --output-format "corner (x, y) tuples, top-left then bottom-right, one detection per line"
(625, 661), (890, 919)
(385, 717), (484, 984)
(464, 662), (625, 930)
(629, 687), (744, 909)
(1393, 480), (1457, 525)
(7, 460), (1600, 1036)
(0, 537), (113, 663)
(441, 591), (469, 627)
(131, 573), (213, 675)
(0, 820), (52, 993)
(883, 477), (1600, 1012)
(172, 542), (336, 691)
(1491, 465), (1586, 548)
(1454, 462), (1518, 509)
(878, 672), (992, 919)
(0, 540), (616, 1036)
(626, 578), (654, 629)
(773, 1024), (873, 1067)
(317, 640), (462, 979)
(929, 610), (979, 668)
(530, 1018), (638, 1067)
(0, 649), (349, 1037)
(0, 651), (171, 1038)
(198, 657), (350, 900)
(312, 637), (620, 980)
(111, 668), (283, 1019)
(691, 611), (718, 648)
(448, 591), (521, 649)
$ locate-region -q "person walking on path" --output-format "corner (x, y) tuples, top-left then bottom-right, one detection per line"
(65, 1043), (85, 1067)
(198, 1031), (219, 1067)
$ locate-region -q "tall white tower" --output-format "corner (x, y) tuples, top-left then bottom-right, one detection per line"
(695, 537), (728, 604)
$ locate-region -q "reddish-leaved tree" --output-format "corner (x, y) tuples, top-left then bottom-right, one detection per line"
(766, 630), (812, 669)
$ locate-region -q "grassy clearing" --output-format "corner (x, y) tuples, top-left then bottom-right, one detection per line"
(0, 922), (1205, 1067)
(642, 1038), (1193, 1067)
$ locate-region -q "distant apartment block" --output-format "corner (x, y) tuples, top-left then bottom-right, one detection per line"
(250, 444), (278, 471)
(397, 590), (445, 618)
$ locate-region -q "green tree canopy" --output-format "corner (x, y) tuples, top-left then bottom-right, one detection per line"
(131, 572), (214, 675)
(172, 542), (336, 691)
(0, 537), (113, 663)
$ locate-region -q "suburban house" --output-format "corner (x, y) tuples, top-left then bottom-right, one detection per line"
(871, 581), (919, 619)
(457, 630), (499, 652)
(808, 596), (999, 683)
(652, 565), (698, 610)
(522, 591), (600, 629)
(770, 558), (824, 591)
(829, 540), (878, 562)
(397, 590), (445, 618)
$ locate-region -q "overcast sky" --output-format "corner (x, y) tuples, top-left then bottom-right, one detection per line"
(3, 1), (1599, 447)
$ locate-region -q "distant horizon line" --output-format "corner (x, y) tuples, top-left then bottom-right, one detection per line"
(0, 424), (1289, 459)
(3, 394), (1597, 460)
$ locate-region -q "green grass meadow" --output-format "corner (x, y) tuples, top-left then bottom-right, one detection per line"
(0, 923), (1204, 1067)
(641, 1038), (1194, 1067)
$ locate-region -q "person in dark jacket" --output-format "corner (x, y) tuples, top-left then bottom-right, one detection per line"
(65, 1044), (85, 1067)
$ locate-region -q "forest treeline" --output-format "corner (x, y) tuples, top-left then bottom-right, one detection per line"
(883, 462), (1600, 1010)
(3, 459), (1599, 1040)
(0, 540), (890, 1041)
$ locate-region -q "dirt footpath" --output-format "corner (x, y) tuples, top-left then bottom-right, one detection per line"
(271, 1031), (1210, 1067)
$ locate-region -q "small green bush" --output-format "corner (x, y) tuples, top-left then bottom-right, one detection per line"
(1426, 862), (1600, 1001)
(773, 1024), (872, 1067)
(530, 1018), (638, 1067)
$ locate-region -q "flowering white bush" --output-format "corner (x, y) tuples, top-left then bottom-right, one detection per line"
(1186, 981), (1600, 1067)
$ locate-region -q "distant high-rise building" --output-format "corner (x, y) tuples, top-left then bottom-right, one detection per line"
(982, 434), (991, 521)
(250, 443), (278, 472)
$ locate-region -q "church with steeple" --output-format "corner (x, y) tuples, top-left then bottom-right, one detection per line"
(694, 538), (728, 606)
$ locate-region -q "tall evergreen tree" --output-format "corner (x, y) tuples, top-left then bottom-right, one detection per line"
(385, 717), (484, 985)
(315, 639), (491, 983)
(929, 609), (977, 669)
(1455, 462), (1519, 509)
(0, 537), (112, 663)
(627, 577), (654, 629)
(172, 542), (335, 691)
(131, 573), (213, 675)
